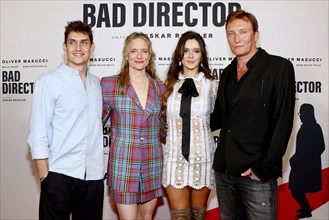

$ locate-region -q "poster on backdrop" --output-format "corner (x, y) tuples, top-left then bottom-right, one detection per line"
(1, 1), (328, 219)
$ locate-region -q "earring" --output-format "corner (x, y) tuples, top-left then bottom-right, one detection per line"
(179, 61), (182, 66)
(200, 62), (203, 67)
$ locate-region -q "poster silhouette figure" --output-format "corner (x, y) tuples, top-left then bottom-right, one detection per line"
(289, 103), (325, 219)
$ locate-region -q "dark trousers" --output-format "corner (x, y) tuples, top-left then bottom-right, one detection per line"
(39, 172), (104, 220)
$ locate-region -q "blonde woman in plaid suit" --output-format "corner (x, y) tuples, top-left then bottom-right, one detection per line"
(101, 32), (166, 220)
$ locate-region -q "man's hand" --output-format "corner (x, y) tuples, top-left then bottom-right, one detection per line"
(241, 168), (261, 181)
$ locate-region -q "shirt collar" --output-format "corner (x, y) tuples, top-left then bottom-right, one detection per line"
(178, 72), (205, 81)
(230, 47), (263, 72)
(60, 63), (90, 77)
(247, 47), (263, 69)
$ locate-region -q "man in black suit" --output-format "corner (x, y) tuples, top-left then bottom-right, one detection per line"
(210, 9), (295, 220)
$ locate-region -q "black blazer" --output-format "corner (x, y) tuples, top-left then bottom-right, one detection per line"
(211, 48), (295, 181)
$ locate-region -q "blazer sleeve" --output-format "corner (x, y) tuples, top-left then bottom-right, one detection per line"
(210, 80), (221, 131)
(100, 77), (113, 128)
(158, 81), (167, 144)
(252, 59), (296, 180)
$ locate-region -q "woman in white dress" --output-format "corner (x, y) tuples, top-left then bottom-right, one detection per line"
(162, 31), (218, 220)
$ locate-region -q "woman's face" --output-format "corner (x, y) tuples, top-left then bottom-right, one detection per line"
(181, 39), (202, 75)
(126, 38), (150, 72)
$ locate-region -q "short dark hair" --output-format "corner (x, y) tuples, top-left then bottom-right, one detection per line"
(64, 20), (93, 44)
(226, 9), (259, 33)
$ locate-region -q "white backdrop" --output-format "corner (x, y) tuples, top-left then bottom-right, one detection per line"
(1, 1), (328, 219)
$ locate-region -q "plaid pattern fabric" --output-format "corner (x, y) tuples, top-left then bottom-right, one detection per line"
(101, 74), (166, 194)
(109, 187), (163, 204)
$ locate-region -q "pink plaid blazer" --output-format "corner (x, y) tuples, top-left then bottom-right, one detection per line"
(101, 74), (166, 193)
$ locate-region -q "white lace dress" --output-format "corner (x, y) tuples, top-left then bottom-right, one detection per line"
(162, 72), (218, 189)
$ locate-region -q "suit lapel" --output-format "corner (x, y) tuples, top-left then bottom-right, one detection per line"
(220, 70), (229, 113)
(229, 50), (270, 111)
(126, 75), (158, 120)
(144, 78), (157, 117)
(126, 81), (143, 110)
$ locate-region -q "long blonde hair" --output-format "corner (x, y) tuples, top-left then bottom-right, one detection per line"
(117, 32), (158, 94)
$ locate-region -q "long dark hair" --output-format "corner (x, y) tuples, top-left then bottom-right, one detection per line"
(162, 31), (214, 115)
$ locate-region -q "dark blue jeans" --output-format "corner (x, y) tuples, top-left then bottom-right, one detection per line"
(215, 170), (277, 220)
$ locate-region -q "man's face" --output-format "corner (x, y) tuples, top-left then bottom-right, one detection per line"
(226, 18), (259, 58)
(63, 31), (94, 69)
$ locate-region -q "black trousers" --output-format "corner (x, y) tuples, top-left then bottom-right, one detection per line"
(39, 172), (104, 220)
